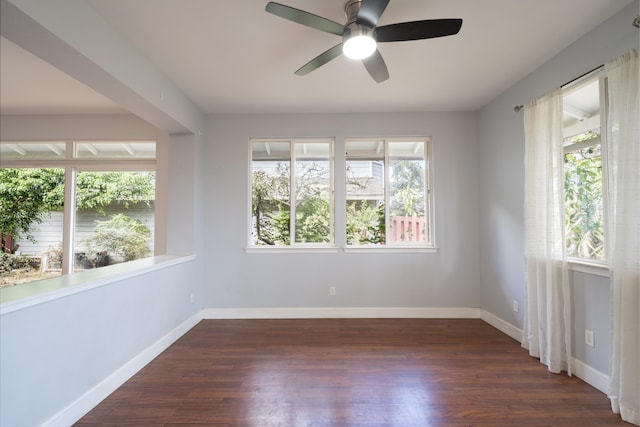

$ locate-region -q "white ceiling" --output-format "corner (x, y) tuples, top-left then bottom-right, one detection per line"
(0, 0), (633, 116)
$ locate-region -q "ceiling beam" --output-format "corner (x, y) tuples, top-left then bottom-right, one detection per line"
(563, 103), (592, 120)
(0, 0), (204, 135)
(564, 114), (600, 139)
(83, 143), (99, 156)
(121, 143), (136, 156)
(7, 143), (26, 156)
(46, 143), (63, 156)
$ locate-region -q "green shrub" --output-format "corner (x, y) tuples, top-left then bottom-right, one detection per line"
(0, 253), (39, 276)
(83, 214), (151, 263)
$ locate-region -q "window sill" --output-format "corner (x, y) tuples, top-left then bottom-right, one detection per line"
(245, 246), (438, 254)
(0, 254), (196, 315)
(567, 258), (610, 278)
(245, 247), (338, 254)
(344, 246), (438, 254)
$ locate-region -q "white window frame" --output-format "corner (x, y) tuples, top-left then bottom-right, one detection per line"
(562, 68), (609, 273)
(0, 140), (157, 275)
(344, 137), (436, 253)
(247, 138), (336, 251)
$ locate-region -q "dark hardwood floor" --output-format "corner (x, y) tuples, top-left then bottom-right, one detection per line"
(76, 319), (624, 426)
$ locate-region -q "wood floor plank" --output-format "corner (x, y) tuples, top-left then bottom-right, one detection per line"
(75, 319), (624, 426)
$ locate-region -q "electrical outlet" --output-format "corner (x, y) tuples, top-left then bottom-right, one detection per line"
(512, 300), (519, 313)
(585, 329), (595, 347)
(329, 286), (336, 296)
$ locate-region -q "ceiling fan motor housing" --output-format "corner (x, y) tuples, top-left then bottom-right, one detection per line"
(343, 22), (376, 41)
(344, 0), (363, 24)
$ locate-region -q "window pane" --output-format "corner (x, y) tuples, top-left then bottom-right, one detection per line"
(564, 142), (604, 260)
(346, 140), (385, 245)
(73, 171), (155, 271)
(563, 78), (604, 261)
(75, 141), (156, 159)
(251, 141), (291, 245)
(389, 142), (427, 244)
(294, 142), (331, 243)
(1, 168), (65, 287)
(0, 142), (66, 160)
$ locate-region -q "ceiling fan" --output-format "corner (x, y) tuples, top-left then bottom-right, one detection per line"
(265, 0), (463, 83)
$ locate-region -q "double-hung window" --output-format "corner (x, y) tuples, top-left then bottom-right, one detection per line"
(345, 137), (433, 248)
(562, 72), (607, 263)
(250, 138), (334, 247)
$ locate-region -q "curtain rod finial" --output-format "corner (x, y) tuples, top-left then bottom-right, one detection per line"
(514, 105), (524, 112)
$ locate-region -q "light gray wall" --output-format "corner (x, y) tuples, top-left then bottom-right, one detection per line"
(477, 1), (639, 367)
(570, 271), (611, 374)
(205, 112), (480, 309)
(0, 258), (200, 427)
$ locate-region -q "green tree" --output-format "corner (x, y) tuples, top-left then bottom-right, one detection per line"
(76, 171), (155, 212)
(564, 143), (604, 260)
(252, 161), (331, 245)
(390, 159), (425, 217)
(346, 201), (385, 245)
(0, 169), (155, 247)
(252, 166), (290, 245)
(0, 168), (65, 247)
(295, 193), (331, 243)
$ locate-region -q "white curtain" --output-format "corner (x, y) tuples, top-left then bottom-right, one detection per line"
(605, 48), (639, 426)
(522, 88), (572, 375)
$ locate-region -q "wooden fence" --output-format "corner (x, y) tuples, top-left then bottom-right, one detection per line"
(390, 216), (426, 242)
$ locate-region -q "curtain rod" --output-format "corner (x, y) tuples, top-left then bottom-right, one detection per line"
(514, 64), (604, 113)
(560, 64), (603, 88)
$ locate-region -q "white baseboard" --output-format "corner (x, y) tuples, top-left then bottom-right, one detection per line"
(43, 311), (202, 427)
(202, 306), (483, 319)
(480, 309), (523, 342)
(478, 310), (610, 395)
(571, 357), (609, 394)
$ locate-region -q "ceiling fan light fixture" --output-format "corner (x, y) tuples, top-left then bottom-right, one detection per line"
(265, 1), (464, 82)
(342, 25), (376, 60)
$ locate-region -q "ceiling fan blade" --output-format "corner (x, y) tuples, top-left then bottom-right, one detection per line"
(357, 0), (390, 27)
(362, 49), (389, 83)
(266, 2), (344, 36)
(295, 43), (344, 76)
(376, 19), (463, 42)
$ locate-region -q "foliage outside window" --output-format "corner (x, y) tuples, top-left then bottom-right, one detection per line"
(563, 77), (606, 262)
(346, 138), (433, 247)
(0, 141), (156, 288)
(0, 168), (65, 286)
(250, 139), (334, 246)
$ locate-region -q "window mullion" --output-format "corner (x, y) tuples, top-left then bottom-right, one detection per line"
(61, 165), (76, 275)
(383, 139), (390, 244)
(600, 76), (611, 263)
(425, 140), (433, 245)
(290, 142), (296, 245)
(329, 141), (335, 245)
